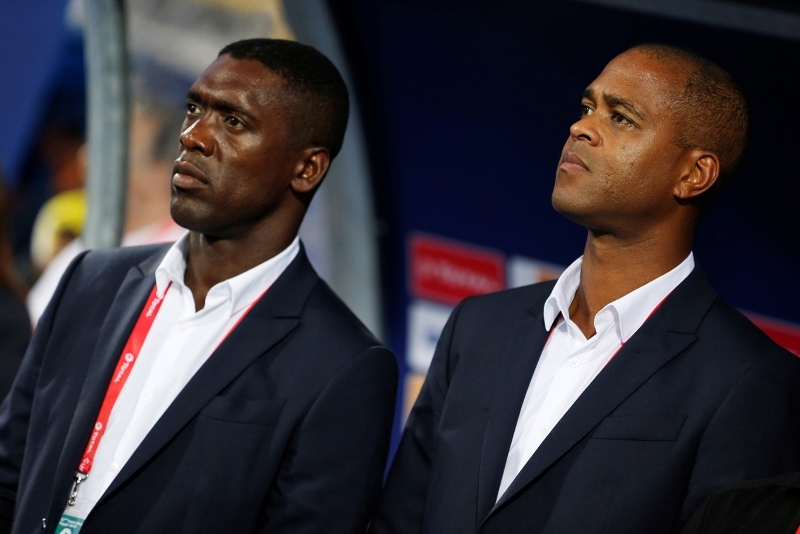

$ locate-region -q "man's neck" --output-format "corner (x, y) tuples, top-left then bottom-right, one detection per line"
(568, 231), (691, 338)
(183, 230), (296, 312)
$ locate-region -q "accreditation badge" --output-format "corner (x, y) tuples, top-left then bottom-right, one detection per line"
(59, 496), (91, 534)
(57, 513), (84, 533)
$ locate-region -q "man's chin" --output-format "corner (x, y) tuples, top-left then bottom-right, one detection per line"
(552, 192), (583, 219)
(551, 196), (599, 229)
(169, 204), (211, 235)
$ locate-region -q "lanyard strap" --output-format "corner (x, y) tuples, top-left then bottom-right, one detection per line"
(211, 285), (270, 351)
(76, 283), (170, 476)
(67, 282), (170, 506)
(68, 279), (272, 506)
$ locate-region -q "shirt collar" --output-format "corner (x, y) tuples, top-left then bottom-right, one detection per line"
(543, 252), (695, 342)
(543, 256), (583, 330)
(155, 233), (301, 316)
(155, 232), (190, 299)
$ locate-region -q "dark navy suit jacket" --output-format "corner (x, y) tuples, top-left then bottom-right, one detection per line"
(370, 268), (800, 534)
(0, 243), (398, 534)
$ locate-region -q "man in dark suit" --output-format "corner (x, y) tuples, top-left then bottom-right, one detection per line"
(369, 44), (800, 534)
(0, 39), (397, 534)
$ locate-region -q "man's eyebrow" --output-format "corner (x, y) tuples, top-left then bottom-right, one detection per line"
(603, 93), (646, 121)
(186, 90), (258, 123)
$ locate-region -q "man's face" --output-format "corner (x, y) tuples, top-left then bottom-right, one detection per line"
(171, 54), (298, 237)
(552, 51), (688, 234)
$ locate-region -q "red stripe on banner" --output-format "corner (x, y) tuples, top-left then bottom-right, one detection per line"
(746, 312), (800, 357)
(408, 234), (505, 305)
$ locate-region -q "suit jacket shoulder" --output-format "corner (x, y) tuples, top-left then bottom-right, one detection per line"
(456, 281), (556, 321)
(697, 296), (797, 369)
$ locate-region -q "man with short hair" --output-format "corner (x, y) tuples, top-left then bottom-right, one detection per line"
(0, 38), (397, 534)
(369, 44), (800, 534)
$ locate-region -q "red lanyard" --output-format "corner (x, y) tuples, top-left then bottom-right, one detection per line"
(68, 283), (170, 505)
(67, 280), (270, 506)
(78, 283), (170, 475)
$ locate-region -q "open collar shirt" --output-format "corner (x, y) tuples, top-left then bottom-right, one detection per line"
(497, 252), (695, 500)
(69, 232), (300, 519)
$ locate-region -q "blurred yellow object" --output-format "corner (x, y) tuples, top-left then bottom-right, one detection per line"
(31, 189), (85, 272)
(404, 372), (427, 424)
(192, 0), (295, 39)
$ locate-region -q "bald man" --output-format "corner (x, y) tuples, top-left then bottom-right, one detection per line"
(369, 44), (800, 534)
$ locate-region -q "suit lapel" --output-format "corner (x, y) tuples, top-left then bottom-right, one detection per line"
(101, 248), (319, 499)
(483, 268), (717, 522)
(50, 247), (167, 511)
(476, 290), (552, 524)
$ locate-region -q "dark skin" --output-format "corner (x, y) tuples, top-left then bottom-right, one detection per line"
(552, 50), (721, 338)
(171, 54), (330, 311)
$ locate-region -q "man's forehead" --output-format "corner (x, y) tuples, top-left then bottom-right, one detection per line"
(607, 50), (686, 80)
(192, 56), (287, 103)
(200, 54), (275, 78)
(587, 51), (685, 112)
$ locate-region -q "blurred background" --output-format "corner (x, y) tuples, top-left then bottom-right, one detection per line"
(2, 0), (800, 451)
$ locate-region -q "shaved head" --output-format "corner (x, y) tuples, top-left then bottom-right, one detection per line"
(629, 44), (748, 185)
(219, 38), (350, 159)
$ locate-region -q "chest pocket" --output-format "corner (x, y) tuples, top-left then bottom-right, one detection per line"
(592, 415), (686, 441)
(199, 396), (286, 425)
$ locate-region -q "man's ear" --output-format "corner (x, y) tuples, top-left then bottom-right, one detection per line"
(291, 147), (330, 194)
(674, 150), (720, 200)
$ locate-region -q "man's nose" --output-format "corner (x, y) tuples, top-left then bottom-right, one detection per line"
(179, 118), (212, 155)
(569, 115), (599, 146)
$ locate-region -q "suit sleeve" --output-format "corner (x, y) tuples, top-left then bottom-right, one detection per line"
(0, 251), (87, 533)
(261, 345), (398, 534)
(368, 301), (466, 534)
(677, 352), (800, 529)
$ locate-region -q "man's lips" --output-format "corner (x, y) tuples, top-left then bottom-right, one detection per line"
(559, 151), (589, 172)
(172, 160), (209, 189)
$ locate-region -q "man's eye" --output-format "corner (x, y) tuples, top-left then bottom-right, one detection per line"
(186, 103), (199, 114)
(226, 116), (242, 127)
(580, 104), (593, 116)
(612, 112), (633, 126)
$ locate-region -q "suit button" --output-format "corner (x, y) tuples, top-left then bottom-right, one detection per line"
(42, 517), (46, 529)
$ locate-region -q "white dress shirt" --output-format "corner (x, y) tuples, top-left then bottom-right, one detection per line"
(67, 233), (300, 519)
(496, 253), (695, 500)
(27, 219), (186, 327)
